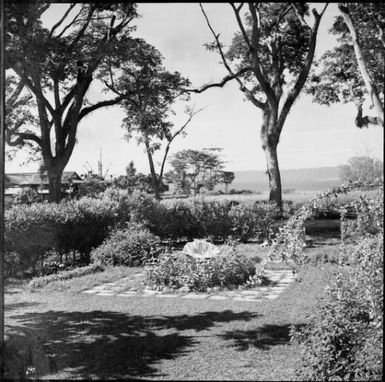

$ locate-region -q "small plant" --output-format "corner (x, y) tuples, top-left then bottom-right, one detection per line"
(90, 223), (161, 267)
(144, 248), (257, 292)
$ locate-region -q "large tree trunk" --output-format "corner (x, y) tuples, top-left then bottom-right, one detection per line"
(144, 138), (161, 200)
(263, 141), (282, 209)
(47, 167), (64, 203)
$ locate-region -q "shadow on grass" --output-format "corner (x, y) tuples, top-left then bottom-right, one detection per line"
(6, 309), (260, 379)
(219, 323), (305, 351)
(5, 302), (40, 312)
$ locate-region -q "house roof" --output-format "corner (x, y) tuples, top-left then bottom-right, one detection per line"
(5, 171), (83, 187)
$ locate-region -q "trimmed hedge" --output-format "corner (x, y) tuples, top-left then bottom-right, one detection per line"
(5, 189), (280, 275)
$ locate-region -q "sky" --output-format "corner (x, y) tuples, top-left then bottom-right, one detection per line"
(5, 3), (384, 177)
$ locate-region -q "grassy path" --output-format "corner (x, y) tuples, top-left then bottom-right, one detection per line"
(4, 259), (335, 380)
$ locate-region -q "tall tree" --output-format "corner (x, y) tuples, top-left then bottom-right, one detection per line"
(111, 49), (200, 200)
(165, 148), (225, 195)
(192, 3), (328, 209)
(5, 2), (156, 201)
(307, 3), (384, 128)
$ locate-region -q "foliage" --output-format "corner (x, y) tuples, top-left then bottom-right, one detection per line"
(340, 188), (383, 243)
(307, 3), (384, 127)
(292, 234), (383, 381)
(4, 251), (22, 279)
(117, 46), (193, 199)
(4, 2), (174, 201)
(113, 162), (168, 195)
(268, 181), (383, 266)
(90, 223), (161, 267)
(4, 196), (125, 271)
(28, 264), (105, 290)
(340, 156), (383, 184)
(75, 172), (109, 198)
(228, 202), (277, 243)
(144, 249), (257, 292)
(12, 187), (43, 205)
(165, 148), (225, 195)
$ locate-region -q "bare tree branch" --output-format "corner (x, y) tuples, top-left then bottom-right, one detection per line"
(49, 3), (76, 38)
(6, 79), (26, 108)
(6, 130), (42, 147)
(186, 67), (251, 93)
(159, 107), (204, 179)
(78, 96), (123, 121)
(229, 2), (252, 51)
(291, 3), (310, 28)
(198, 3), (266, 109)
(57, 6), (84, 38)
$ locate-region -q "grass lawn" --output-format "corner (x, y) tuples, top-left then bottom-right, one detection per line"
(4, 242), (339, 380)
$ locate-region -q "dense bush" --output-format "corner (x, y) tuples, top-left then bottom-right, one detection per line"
(5, 189), (281, 277)
(155, 198), (277, 243)
(291, 185), (383, 380)
(90, 223), (161, 266)
(28, 264), (105, 289)
(292, 234), (383, 381)
(341, 188), (383, 243)
(144, 249), (257, 292)
(5, 196), (122, 269)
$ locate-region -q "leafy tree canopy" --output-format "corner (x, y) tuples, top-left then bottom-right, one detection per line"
(306, 3), (384, 126)
(165, 148), (226, 195)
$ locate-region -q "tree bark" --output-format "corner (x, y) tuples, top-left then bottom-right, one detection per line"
(262, 139), (282, 209)
(144, 137), (161, 200)
(47, 167), (65, 203)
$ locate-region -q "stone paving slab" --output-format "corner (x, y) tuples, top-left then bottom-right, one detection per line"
(81, 270), (295, 302)
(209, 295), (227, 301)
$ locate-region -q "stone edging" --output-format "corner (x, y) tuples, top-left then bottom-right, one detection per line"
(82, 270), (296, 302)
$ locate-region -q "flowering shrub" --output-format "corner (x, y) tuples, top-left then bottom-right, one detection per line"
(90, 223), (161, 266)
(144, 248), (257, 292)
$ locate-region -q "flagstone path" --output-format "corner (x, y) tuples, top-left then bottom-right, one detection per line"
(82, 269), (296, 302)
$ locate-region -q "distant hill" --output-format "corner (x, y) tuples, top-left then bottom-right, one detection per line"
(226, 166), (342, 192)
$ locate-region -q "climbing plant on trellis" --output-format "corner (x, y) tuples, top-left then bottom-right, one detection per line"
(267, 181), (383, 269)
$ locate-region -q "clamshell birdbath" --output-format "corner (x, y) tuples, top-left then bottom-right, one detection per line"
(182, 239), (220, 260)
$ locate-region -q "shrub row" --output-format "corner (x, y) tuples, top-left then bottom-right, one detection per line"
(5, 188), (280, 274)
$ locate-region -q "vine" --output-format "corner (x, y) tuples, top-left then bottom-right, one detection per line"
(266, 180), (383, 269)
